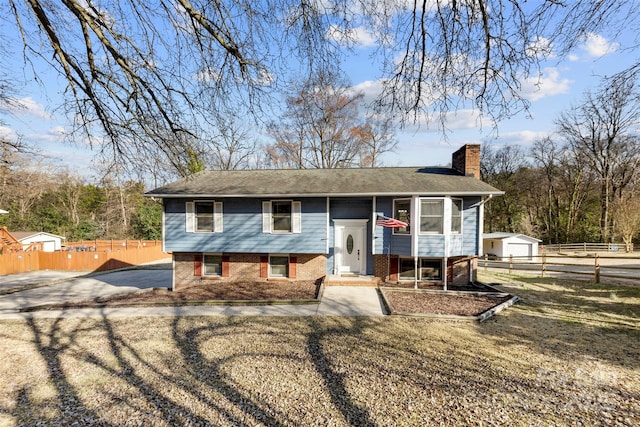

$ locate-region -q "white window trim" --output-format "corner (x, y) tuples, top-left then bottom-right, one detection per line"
(418, 198), (445, 235)
(392, 198), (411, 236)
(451, 198), (463, 235)
(262, 200), (301, 234)
(420, 258), (444, 281)
(418, 197), (464, 235)
(398, 257), (443, 281)
(268, 254), (290, 278)
(186, 200), (223, 233)
(202, 253), (223, 277)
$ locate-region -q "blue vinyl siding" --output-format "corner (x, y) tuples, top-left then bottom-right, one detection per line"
(164, 197), (327, 254)
(417, 235), (445, 257)
(374, 197), (412, 256)
(373, 197), (392, 255)
(462, 197), (480, 254)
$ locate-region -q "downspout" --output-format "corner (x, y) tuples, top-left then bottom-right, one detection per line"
(326, 197), (333, 274)
(473, 194), (493, 284)
(444, 198), (450, 291)
(444, 227), (448, 291)
(476, 194), (493, 256)
(412, 196), (419, 289)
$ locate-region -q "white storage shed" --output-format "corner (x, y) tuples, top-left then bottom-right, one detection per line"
(12, 231), (66, 252)
(483, 232), (541, 261)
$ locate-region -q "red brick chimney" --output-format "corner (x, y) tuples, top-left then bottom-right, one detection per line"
(452, 144), (481, 179)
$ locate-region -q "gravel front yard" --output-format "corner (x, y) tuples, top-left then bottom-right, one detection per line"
(22, 279), (512, 319)
(1, 272), (638, 426)
(21, 280), (321, 312)
(383, 290), (512, 316)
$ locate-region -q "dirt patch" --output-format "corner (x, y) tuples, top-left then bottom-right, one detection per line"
(22, 280), (320, 311)
(382, 290), (513, 317)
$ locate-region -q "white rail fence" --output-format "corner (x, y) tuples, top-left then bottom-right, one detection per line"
(541, 242), (637, 253)
(481, 253), (640, 284)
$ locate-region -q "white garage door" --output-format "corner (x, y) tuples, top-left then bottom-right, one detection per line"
(507, 243), (532, 260)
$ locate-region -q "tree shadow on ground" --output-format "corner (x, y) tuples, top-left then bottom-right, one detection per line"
(306, 317), (377, 427)
(477, 274), (640, 369)
(7, 317), (120, 426)
(2, 304), (638, 425)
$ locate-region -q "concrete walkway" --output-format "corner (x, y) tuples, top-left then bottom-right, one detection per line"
(0, 269), (386, 320)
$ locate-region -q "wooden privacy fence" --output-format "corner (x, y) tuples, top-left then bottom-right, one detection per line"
(482, 253), (640, 284)
(0, 240), (166, 275)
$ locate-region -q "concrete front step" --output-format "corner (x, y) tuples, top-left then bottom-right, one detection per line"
(324, 275), (380, 286)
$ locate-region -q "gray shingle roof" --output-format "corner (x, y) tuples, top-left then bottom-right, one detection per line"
(146, 167), (503, 197)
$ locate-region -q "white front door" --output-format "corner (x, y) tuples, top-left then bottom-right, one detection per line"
(334, 220), (367, 275)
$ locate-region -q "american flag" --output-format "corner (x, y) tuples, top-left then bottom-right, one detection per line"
(376, 215), (408, 228)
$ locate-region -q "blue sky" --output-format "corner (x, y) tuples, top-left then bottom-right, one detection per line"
(0, 8), (636, 177)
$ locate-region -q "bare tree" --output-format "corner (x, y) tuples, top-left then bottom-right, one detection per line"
(6, 1), (640, 173)
(266, 72), (395, 168)
(6, 0), (344, 174)
(556, 76), (640, 242)
(208, 115), (258, 170)
(612, 194), (640, 252)
(528, 137), (561, 242)
(528, 137), (595, 243)
(7, 162), (52, 223)
(353, 116), (398, 167)
(57, 172), (85, 227)
(481, 142), (528, 233)
(370, 1), (640, 125)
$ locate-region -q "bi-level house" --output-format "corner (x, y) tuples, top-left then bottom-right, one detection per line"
(147, 144), (502, 290)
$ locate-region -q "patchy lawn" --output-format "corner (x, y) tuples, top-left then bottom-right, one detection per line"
(1, 272), (638, 426)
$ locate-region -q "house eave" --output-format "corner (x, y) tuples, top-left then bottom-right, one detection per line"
(145, 190), (505, 199)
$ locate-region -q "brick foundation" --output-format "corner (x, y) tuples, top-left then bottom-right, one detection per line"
(448, 256), (477, 284)
(374, 254), (397, 281)
(374, 254), (478, 284)
(173, 252), (326, 290)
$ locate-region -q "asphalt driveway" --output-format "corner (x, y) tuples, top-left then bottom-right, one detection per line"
(0, 269), (171, 314)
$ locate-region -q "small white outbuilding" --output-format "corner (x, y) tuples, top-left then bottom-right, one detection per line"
(12, 231), (66, 252)
(483, 232), (541, 261)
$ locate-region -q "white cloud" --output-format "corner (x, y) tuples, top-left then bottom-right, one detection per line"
(195, 67), (221, 83)
(526, 36), (555, 60)
(326, 25), (377, 47)
(48, 126), (67, 137)
(583, 33), (619, 57)
(437, 109), (482, 130)
(521, 67), (571, 101)
(351, 79), (383, 105)
(2, 97), (51, 120)
(0, 125), (18, 142)
(495, 130), (550, 146)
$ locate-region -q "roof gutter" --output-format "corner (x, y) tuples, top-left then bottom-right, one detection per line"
(145, 191), (505, 198)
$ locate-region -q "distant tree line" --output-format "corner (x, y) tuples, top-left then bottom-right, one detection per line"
(0, 152), (161, 241)
(482, 77), (640, 248)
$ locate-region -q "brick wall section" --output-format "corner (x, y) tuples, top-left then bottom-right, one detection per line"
(229, 253), (262, 279)
(173, 253), (202, 288)
(295, 253), (327, 280)
(375, 254), (478, 284)
(173, 252), (326, 289)
(374, 254), (398, 281)
(452, 144), (481, 179)
(449, 256), (473, 284)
